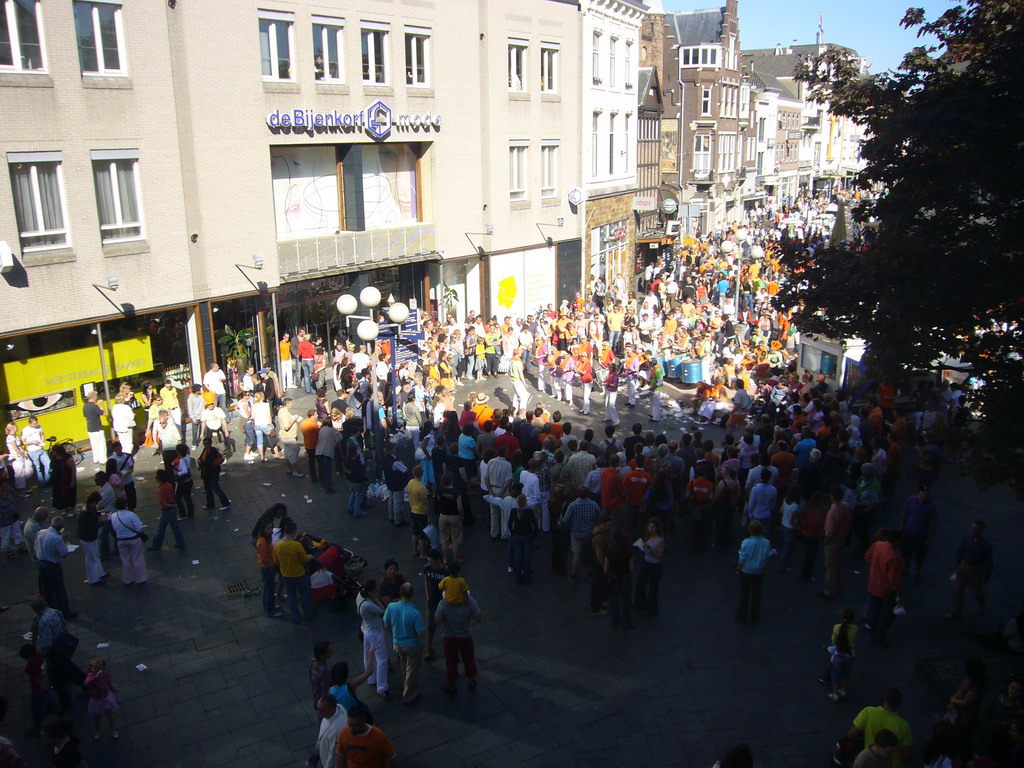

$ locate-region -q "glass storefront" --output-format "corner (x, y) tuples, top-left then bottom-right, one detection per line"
(276, 262), (427, 346)
(1, 307), (191, 443)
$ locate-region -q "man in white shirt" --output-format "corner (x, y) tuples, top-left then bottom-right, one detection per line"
(154, 410), (183, 475)
(314, 694), (346, 768)
(20, 417), (50, 485)
(202, 362), (228, 413)
(110, 394), (136, 455)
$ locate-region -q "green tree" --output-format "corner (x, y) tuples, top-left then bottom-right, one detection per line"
(777, 0), (1024, 495)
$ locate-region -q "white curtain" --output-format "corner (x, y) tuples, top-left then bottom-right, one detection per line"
(94, 162), (116, 226)
(10, 166), (37, 232)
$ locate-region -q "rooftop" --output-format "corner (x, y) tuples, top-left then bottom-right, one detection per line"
(665, 8), (724, 46)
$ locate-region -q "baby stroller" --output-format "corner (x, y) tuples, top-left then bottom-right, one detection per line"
(304, 539), (368, 611)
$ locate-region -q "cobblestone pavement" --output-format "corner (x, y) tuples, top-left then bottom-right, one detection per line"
(1, 376), (1021, 768)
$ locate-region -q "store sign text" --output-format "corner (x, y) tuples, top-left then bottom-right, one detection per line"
(266, 101), (442, 140)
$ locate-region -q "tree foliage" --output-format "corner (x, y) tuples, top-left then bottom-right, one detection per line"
(776, 0), (1024, 496)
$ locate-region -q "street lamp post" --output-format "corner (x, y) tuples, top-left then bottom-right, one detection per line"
(337, 289), (410, 474)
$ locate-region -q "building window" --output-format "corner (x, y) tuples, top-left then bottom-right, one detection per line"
(404, 27), (429, 86)
(270, 144), (420, 237)
(312, 16), (343, 82)
(508, 39), (526, 91)
(541, 142), (557, 198)
(1, 0), (44, 72)
(540, 43), (557, 93)
(814, 142), (822, 166)
(608, 37), (615, 88)
(259, 10), (292, 80)
(622, 115), (629, 170)
(361, 24), (389, 84)
(591, 112), (599, 178)
(701, 86), (712, 116)
(693, 135), (711, 174)
(73, 1), (126, 75)
(591, 31), (600, 84)
(624, 41), (632, 87)
(757, 117), (766, 142)
(91, 150), (142, 243)
(7, 152), (68, 251)
(509, 143), (527, 201)
(608, 114), (616, 174)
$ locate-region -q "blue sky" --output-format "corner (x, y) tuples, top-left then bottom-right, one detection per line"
(662, 0), (955, 73)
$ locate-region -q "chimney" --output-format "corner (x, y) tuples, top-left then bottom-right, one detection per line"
(786, 39), (796, 54)
(774, 43), (782, 55)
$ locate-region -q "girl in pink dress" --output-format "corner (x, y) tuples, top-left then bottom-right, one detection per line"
(84, 657), (119, 740)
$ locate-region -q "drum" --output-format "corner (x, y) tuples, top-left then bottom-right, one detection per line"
(681, 359), (703, 385)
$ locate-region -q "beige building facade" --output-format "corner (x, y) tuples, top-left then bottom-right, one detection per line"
(0, 0), (581, 440)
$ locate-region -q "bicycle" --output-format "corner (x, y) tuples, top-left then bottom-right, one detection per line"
(45, 435), (84, 466)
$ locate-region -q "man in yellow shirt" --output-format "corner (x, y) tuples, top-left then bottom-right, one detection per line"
(159, 379), (182, 433)
(273, 521), (313, 623)
(606, 305), (625, 354)
(848, 689), (913, 768)
(279, 332), (294, 391)
(406, 466), (429, 559)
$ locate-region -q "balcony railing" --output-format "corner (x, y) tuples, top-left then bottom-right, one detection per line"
(277, 223), (437, 280)
(691, 168), (715, 183)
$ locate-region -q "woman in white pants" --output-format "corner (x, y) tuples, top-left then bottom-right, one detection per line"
(561, 351), (576, 407)
(604, 365), (621, 425)
(356, 580), (390, 700)
(510, 353), (530, 414)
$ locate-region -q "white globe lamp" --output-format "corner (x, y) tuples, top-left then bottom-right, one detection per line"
(749, 245), (765, 259)
(360, 286), (382, 309)
(736, 227), (750, 243)
(336, 294), (358, 316)
(720, 240), (735, 254)
(356, 319), (379, 342)
(387, 302), (409, 325)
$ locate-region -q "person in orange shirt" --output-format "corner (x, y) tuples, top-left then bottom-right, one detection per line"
(599, 343), (615, 369)
(578, 353), (595, 416)
(471, 395), (494, 429)
(770, 440), (797, 488)
(623, 461), (653, 539)
(299, 409), (321, 482)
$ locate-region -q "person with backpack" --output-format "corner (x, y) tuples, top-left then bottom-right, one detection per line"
(198, 437), (230, 511)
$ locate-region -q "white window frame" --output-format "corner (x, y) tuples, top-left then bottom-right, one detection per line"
(701, 86), (712, 116)
(7, 151), (70, 252)
(404, 25), (429, 87)
(509, 142), (528, 202)
(540, 42), (558, 93)
(508, 38), (526, 92)
(1, 0), (47, 72)
(693, 135), (711, 174)
(259, 9), (294, 81)
(540, 142), (558, 198)
(312, 15), (344, 83)
(624, 41), (632, 88)
(90, 149), (143, 244)
(622, 114), (630, 171)
(74, 0), (127, 76)
(608, 36), (616, 88)
(591, 112), (600, 178)
(591, 31), (600, 84)
(608, 113), (616, 175)
(361, 22), (389, 85)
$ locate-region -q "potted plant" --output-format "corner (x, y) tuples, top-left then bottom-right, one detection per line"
(218, 325), (255, 376)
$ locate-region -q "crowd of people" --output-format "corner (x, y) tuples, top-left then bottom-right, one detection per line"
(0, 195), (1019, 768)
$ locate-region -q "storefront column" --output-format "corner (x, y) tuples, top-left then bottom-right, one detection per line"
(186, 307), (203, 384)
(95, 322), (113, 438)
(271, 291), (281, 375)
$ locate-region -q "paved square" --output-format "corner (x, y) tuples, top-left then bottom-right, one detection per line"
(2, 386), (1020, 767)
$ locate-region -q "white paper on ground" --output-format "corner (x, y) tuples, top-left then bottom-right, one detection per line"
(191, 560), (200, 565)
(136, 664), (148, 672)
(97, 643), (110, 649)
